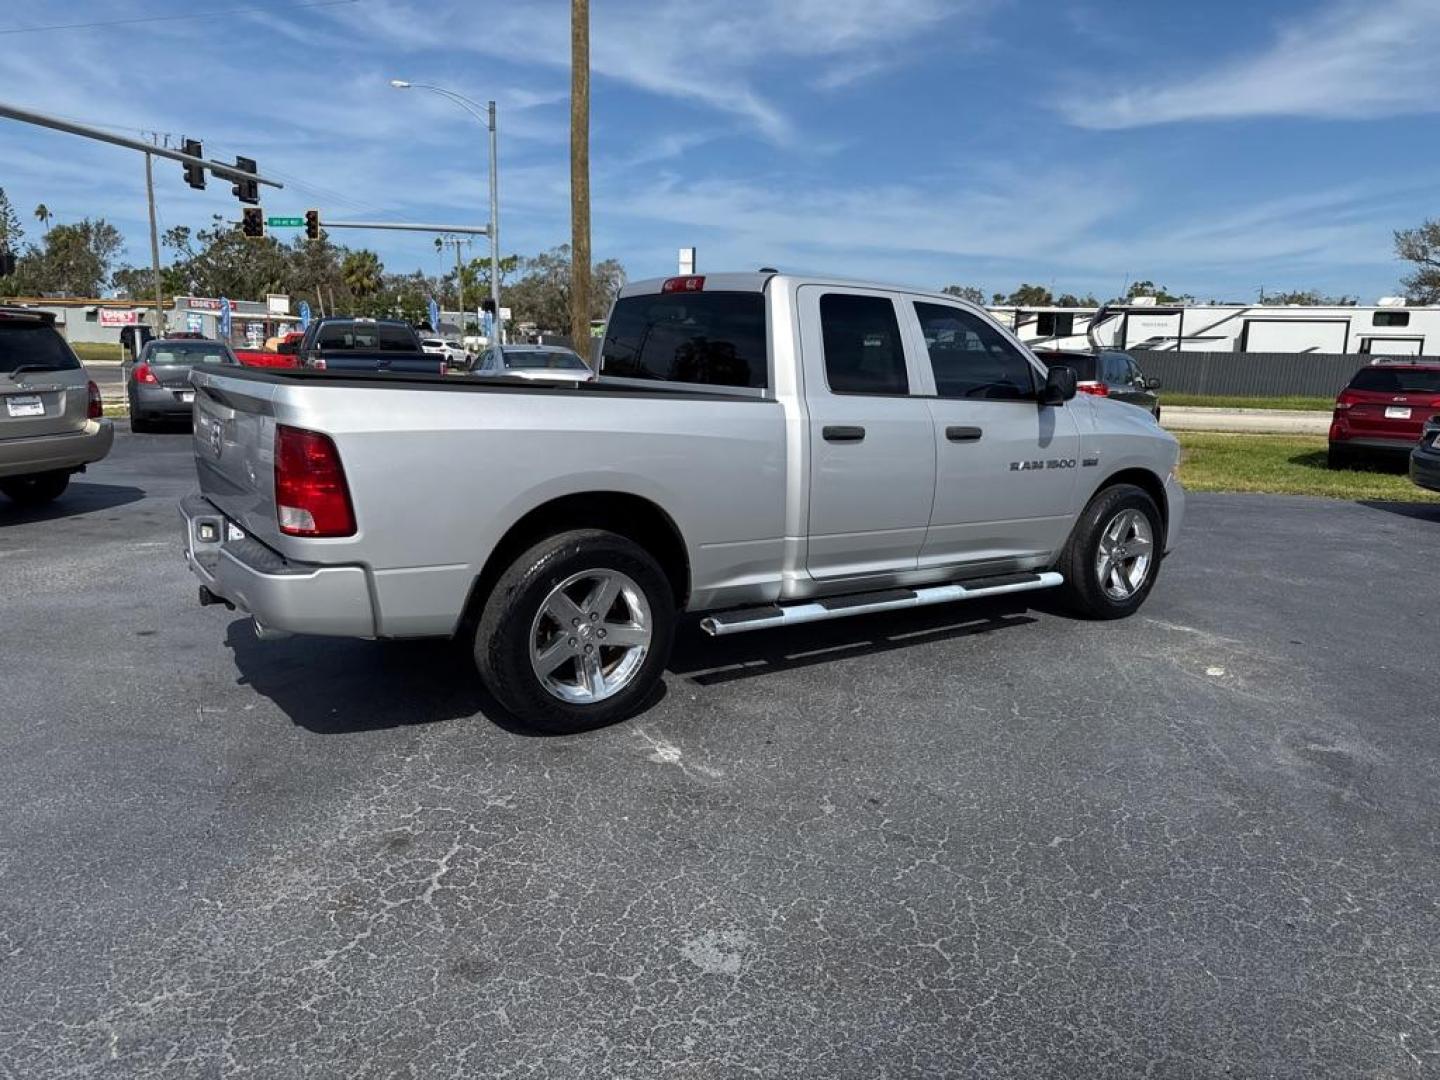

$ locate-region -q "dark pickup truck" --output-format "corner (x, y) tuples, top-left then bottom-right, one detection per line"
(296, 317), (445, 375)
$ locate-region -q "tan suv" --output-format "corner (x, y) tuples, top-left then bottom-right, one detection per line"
(0, 307), (114, 506)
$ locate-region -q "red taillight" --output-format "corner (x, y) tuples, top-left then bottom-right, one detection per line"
(134, 362), (158, 384)
(274, 425), (356, 537)
(1334, 390), (1359, 412)
(661, 275), (705, 294)
(1077, 381), (1110, 397)
(87, 380), (103, 419)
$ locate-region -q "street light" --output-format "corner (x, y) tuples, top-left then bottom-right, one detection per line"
(389, 79), (502, 343)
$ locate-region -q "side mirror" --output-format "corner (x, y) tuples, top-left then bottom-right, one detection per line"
(1145, 376), (1162, 391)
(1041, 365), (1077, 405)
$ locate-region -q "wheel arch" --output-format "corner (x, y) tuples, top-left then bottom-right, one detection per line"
(455, 491), (691, 637)
(1092, 466), (1168, 534)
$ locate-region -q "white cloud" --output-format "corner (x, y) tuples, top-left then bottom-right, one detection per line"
(1061, 0), (1440, 129)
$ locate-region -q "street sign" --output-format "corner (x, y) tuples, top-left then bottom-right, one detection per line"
(266, 216), (304, 228)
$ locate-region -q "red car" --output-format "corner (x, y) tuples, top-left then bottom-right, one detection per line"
(233, 331), (303, 370)
(1328, 359), (1440, 468)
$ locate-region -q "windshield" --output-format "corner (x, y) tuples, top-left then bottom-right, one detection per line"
(146, 342), (231, 366)
(504, 349), (588, 371)
(1348, 367), (1440, 394)
(0, 320), (82, 374)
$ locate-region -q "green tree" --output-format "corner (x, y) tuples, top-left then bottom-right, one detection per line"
(941, 284), (986, 304)
(33, 203), (51, 233)
(1394, 219), (1440, 303)
(1124, 279), (1191, 304)
(8, 218), (124, 296)
(0, 187), (23, 252)
(503, 245), (625, 332)
(997, 283), (1054, 306)
(341, 249), (384, 300)
(1055, 292), (1100, 307)
(1261, 289), (1357, 306)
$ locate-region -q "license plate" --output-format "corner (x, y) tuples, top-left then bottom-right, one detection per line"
(5, 395), (43, 418)
(1385, 406), (1411, 419)
(180, 390), (195, 403)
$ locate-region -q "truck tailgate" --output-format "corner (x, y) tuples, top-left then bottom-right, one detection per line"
(191, 368), (284, 543)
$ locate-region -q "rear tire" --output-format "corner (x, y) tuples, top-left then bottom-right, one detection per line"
(0, 471), (70, 506)
(1054, 484), (1163, 620)
(473, 529), (676, 733)
(1326, 444), (1353, 470)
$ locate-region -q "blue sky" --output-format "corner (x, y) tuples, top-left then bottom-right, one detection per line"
(2, 0), (1438, 302)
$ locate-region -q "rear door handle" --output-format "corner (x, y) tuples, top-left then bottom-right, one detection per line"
(946, 426), (983, 442)
(823, 425), (865, 443)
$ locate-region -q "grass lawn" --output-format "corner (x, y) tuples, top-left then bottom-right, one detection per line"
(1163, 393), (1334, 411)
(71, 342), (124, 363)
(1176, 432), (1438, 502)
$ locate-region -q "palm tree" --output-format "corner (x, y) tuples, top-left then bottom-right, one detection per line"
(33, 204), (52, 233)
(341, 250), (383, 299)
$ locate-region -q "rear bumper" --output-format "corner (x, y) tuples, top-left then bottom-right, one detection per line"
(133, 383), (196, 417)
(179, 492), (377, 637)
(1411, 447), (1440, 493)
(0, 419), (114, 479)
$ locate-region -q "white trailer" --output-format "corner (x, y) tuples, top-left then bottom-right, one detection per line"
(993, 301), (1440, 356)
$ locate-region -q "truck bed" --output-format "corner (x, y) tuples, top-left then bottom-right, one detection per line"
(187, 364), (788, 637)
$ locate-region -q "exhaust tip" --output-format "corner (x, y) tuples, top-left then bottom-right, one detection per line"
(251, 618), (292, 642)
(699, 617), (721, 637)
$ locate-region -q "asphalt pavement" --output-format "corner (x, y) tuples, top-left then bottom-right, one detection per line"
(2, 425), (1437, 1079)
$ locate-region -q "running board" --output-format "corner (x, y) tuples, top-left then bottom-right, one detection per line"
(699, 571), (1064, 637)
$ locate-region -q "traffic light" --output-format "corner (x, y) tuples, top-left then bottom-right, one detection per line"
(304, 209), (320, 241)
(231, 156), (259, 204)
(241, 207), (265, 239)
(181, 138), (206, 190)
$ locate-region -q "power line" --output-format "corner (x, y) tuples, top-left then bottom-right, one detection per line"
(0, 0), (358, 36)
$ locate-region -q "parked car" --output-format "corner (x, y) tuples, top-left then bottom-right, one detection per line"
(124, 338), (237, 432)
(0, 306), (113, 505)
(180, 271), (1184, 733)
(235, 331), (302, 370)
(1410, 414), (1440, 493)
(1328, 359), (1440, 468)
(420, 337), (470, 367)
(295, 317), (444, 375)
(471, 344), (594, 381)
(1035, 349), (1162, 419)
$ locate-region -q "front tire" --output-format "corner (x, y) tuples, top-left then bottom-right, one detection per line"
(473, 529), (676, 733)
(1055, 484), (1162, 619)
(0, 471), (70, 506)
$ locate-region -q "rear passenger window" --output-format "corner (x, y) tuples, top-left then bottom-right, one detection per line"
(820, 293), (909, 395)
(914, 303), (1037, 401)
(601, 292), (767, 388)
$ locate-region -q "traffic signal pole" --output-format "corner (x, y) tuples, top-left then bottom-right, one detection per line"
(144, 149), (165, 336)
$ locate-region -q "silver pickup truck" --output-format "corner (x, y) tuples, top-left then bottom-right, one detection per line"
(181, 272), (1183, 731)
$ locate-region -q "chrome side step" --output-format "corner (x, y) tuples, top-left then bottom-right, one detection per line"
(699, 571), (1063, 637)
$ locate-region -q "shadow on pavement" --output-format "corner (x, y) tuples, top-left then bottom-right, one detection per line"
(1359, 499), (1440, 523)
(225, 619), (495, 735)
(0, 481), (146, 526)
(669, 596), (1038, 686)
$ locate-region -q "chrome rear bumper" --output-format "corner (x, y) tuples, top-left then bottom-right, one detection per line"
(179, 492), (377, 638)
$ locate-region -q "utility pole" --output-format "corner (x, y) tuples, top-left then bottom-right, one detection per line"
(570, 0), (591, 351)
(143, 141), (165, 336)
(440, 235), (472, 331)
(488, 99), (501, 343)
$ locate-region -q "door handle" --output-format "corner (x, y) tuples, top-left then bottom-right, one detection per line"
(945, 426), (983, 442)
(823, 425), (865, 443)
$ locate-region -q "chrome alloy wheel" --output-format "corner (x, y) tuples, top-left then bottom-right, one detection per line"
(529, 569), (652, 704)
(1095, 508), (1155, 601)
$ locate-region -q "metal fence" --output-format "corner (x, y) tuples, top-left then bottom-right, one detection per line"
(1128, 350), (1438, 398)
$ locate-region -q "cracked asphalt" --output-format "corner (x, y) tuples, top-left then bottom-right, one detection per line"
(2, 425), (1438, 1079)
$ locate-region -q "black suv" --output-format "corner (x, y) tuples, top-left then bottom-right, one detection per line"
(1036, 349), (1162, 419)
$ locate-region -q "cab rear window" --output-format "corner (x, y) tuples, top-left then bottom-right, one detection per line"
(601, 292), (767, 389)
(0, 320), (81, 374)
(1348, 367), (1440, 394)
